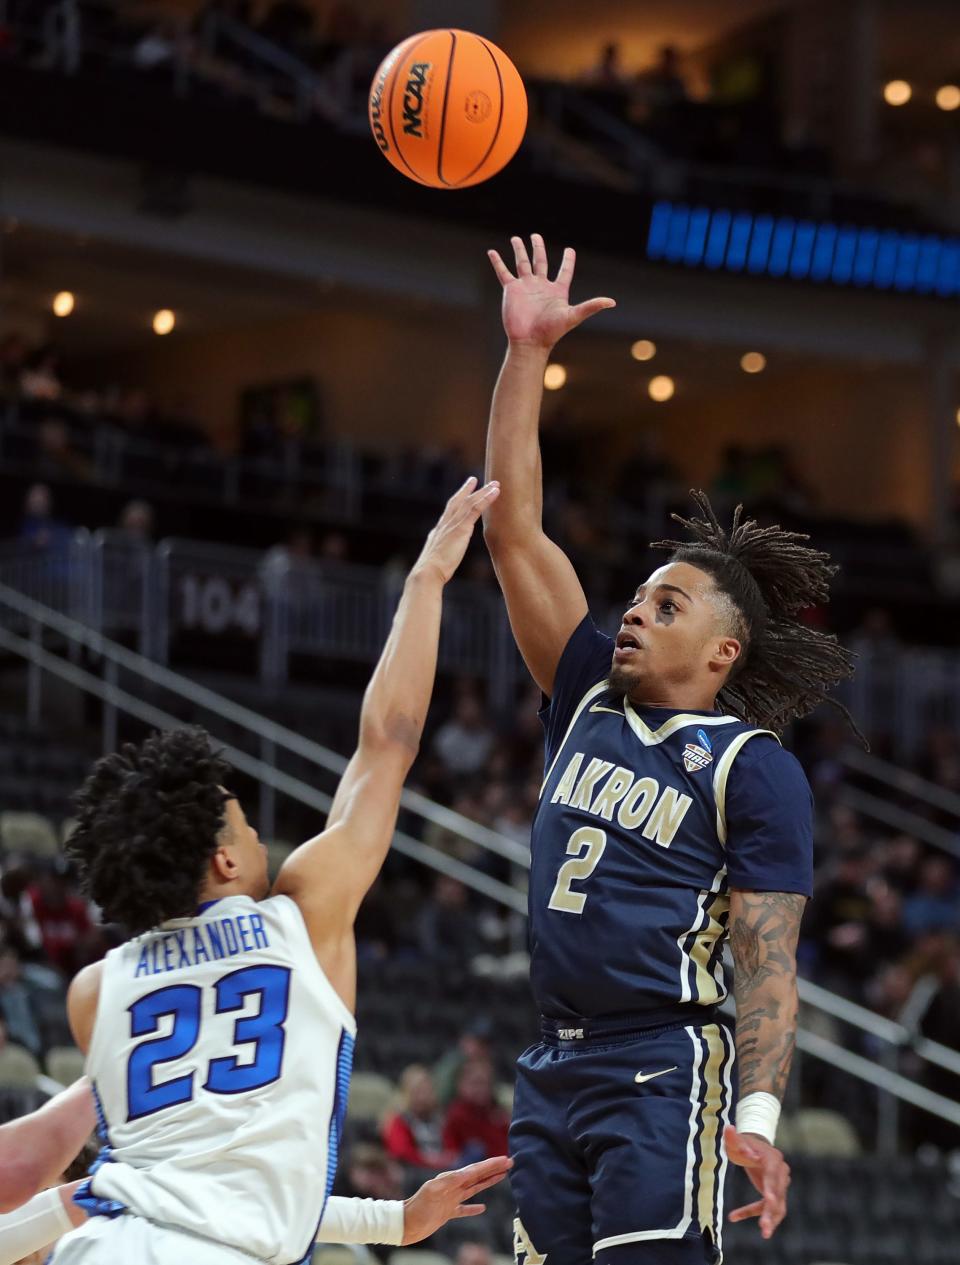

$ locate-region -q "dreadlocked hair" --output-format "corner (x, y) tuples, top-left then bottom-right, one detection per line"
(650, 490), (863, 741)
(66, 727), (231, 937)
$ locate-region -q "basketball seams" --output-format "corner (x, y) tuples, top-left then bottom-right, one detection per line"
(435, 30), (458, 187)
(455, 35), (506, 188)
(386, 32), (433, 185)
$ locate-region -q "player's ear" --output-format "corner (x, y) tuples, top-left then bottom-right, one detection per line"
(212, 846), (240, 881)
(710, 636), (740, 674)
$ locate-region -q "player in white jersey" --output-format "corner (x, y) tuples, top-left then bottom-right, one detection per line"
(0, 477), (503, 1265)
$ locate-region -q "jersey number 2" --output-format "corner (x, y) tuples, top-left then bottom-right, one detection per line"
(126, 964), (291, 1122)
(548, 827), (607, 915)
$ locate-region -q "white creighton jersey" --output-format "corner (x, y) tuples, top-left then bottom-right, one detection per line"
(78, 894), (356, 1265)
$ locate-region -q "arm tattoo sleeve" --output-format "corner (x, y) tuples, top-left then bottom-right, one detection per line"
(729, 890), (806, 1102)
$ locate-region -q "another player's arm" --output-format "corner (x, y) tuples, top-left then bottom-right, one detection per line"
(0, 1077), (95, 1213)
(0, 1158), (512, 1263)
(273, 478), (500, 1005)
(483, 234), (614, 695)
(726, 888), (806, 1239)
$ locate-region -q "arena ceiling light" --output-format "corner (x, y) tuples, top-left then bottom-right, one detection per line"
(883, 80), (912, 106)
(543, 363), (567, 390)
(936, 85), (960, 111)
(648, 375), (675, 402)
(153, 309), (176, 336)
(52, 291), (75, 317)
(740, 351), (766, 374)
(630, 339), (656, 361)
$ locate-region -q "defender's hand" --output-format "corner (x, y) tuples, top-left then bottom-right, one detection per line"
(488, 234), (616, 350)
(401, 1156), (512, 1245)
(724, 1125), (790, 1239)
(412, 477), (500, 585)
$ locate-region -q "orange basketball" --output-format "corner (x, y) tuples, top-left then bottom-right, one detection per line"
(368, 29), (527, 189)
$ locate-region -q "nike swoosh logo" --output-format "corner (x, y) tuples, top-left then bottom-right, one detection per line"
(634, 1066), (678, 1084)
(590, 703), (625, 717)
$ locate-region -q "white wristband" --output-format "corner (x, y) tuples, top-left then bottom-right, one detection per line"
(735, 1091), (781, 1146)
(316, 1197), (405, 1246)
(0, 1186), (74, 1265)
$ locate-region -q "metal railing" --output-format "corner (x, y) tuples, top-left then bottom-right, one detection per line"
(1, 582), (959, 1152)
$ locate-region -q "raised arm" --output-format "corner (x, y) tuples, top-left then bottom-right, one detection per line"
(483, 234), (615, 696)
(725, 888), (806, 1240)
(272, 477), (499, 1006)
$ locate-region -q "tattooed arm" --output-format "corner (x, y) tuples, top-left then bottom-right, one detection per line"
(729, 889), (805, 1100)
(724, 889), (806, 1240)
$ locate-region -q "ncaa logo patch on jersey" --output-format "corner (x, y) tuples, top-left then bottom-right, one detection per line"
(683, 742), (713, 773)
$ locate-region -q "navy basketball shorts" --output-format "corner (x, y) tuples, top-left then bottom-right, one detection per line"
(509, 1016), (736, 1265)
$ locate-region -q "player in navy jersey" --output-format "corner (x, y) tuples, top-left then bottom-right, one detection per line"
(483, 235), (856, 1265)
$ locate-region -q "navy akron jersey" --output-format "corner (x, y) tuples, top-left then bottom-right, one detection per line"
(530, 616), (814, 1022)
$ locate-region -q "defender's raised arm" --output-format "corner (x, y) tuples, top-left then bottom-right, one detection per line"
(483, 234), (615, 696)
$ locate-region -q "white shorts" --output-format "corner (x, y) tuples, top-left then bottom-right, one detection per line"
(50, 1213), (269, 1265)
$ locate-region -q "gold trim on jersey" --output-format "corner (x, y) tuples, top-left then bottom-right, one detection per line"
(712, 729), (779, 844)
(695, 1024), (729, 1238)
(540, 680), (610, 797)
(689, 893), (730, 1005)
(622, 700), (740, 748)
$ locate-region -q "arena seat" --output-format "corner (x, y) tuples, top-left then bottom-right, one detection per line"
(313, 1247), (366, 1265)
(387, 1250), (451, 1265)
(265, 839), (295, 879)
(346, 1072), (398, 1126)
(46, 1045), (86, 1086)
(0, 811), (59, 857)
(788, 1108), (862, 1156)
(0, 1042), (41, 1089)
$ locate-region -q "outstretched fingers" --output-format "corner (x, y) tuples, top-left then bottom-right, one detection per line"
(555, 246), (576, 288)
(530, 232), (549, 277)
(487, 249), (514, 287)
(511, 235), (532, 276)
(568, 296), (617, 329)
(452, 1203), (487, 1220)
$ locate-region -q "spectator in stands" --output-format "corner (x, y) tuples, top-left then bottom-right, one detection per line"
(17, 483), (73, 555)
(917, 935), (960, 1151)
(442, 1058), (509, 1163)
(882, 833), (922, 898)
(434, 1021), (494, 1107)
(0, 944), (42, 1058)
(26, 861), (96, 978)
(902, 856), (960, 938)
(37, 419), (91, 482)
(418, 875), (480, 967)
(456, 1242), (493, 1265)
(117, 498), (155, 543)
(0, 332), (28, 396)
(431, 693), (495, 778)
(805, 845), (874, 995)
(18, 345), (61, 403)
(383, 1064), (456, 1172)
(634, 44), (688, 113)
(582, 41), (627, 91)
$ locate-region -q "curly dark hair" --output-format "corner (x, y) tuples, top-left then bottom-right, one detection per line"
(66, 727), (232, 936)
(651, 491), (862, 740)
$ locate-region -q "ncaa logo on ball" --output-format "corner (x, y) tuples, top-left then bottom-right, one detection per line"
(402, 62), (432, 137)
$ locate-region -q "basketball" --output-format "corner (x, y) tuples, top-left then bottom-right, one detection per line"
(368, 29), (527, 189)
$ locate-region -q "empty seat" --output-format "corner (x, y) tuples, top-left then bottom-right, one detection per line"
(387, 1251), (450, 1265)
(789, 1109), (861, 1157)
(0, 811), (59, 857)
(46, 1045), (86, 1087)
(347, 1072), (397, 1126)
(0, 1042), (41, 1089)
